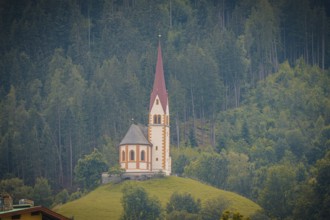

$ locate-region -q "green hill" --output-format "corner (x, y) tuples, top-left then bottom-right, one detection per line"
(54, 176), (262, 220)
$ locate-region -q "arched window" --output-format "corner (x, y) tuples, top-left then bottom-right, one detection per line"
(130, 150), (135, 161)
(141, 151), (145, 161)
(156, 99), (159, 105)
(155, 146), (158, 151)
(122, 151), (125, 161)
(153, 115), (162, 124)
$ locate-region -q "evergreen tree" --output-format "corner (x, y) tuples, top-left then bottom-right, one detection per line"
(33, 177), (53, 207)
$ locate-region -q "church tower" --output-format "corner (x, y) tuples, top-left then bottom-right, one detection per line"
(118, 40), (171, 177)
(148, 41), (171, 175)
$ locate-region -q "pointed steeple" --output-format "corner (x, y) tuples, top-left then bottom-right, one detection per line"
(150, 41), (168, 112)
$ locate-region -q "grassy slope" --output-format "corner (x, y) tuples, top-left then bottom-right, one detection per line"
(54, 176), (261, 220)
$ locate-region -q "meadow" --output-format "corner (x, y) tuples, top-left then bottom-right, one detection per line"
(54, 176), (261, 220)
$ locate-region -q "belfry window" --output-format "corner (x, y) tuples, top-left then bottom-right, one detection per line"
(141, 150), (145, 161)
(122, 151), (125, 161)
(153, 115), (162, 124)
(130, 150), (135, 161)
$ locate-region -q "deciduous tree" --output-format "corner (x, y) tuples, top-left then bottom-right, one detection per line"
(259, 164), (296, 219)
(121, 184), (162, 220)
(74, 149), (108, 190)
(166, 192), (201, 215)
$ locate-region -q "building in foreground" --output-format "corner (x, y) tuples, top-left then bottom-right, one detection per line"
(0, 204), (71, 220)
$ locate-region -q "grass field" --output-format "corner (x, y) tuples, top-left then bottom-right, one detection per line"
(54, 176), (261, 220)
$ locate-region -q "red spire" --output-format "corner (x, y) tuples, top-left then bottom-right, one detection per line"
(150, 42), (168, 112)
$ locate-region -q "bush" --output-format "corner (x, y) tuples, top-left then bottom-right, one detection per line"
(166, 210), (199, 220)
(200, 196), (230, 220)
(166, 192), (201, 214)
(121, 184), (162, 220)
(69, 190), (84, 201)
(54, 189), (69, 205)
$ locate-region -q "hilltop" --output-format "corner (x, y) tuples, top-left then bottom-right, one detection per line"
(54, 176), (261, 220)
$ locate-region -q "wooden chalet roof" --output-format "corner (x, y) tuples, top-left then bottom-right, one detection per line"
(0, 206), (71, 220)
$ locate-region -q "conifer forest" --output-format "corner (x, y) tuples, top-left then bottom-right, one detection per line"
(0, 0), (330, 219)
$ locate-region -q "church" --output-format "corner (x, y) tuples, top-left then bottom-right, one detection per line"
(118, 41), (171, 176)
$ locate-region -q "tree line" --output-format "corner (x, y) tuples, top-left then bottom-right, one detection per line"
(121, 184), (253, 220)
(171, 61), (330, 219)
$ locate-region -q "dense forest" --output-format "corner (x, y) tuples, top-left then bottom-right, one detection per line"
(0, 0), (330, 219)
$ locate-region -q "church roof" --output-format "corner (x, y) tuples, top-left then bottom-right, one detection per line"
(149, 42), (168, 112)
(119, 124), (151, 146)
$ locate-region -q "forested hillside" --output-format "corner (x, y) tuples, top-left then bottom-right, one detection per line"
(0, 0), (330, 219)
(171, 60), (330, 218)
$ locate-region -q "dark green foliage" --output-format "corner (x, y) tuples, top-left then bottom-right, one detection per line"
(244, 0), (279, 81)
(182, 150), (253, 197)
(285, 129), (307, 158)
(241, 120), (251, 144)
(121, 184), (162, 220)
(68, 190), (83, 202)
(33, 177), (53, 207)
(100, 136), (119, 168)
(221, 210), (250, 220)
(293, 151), (330, 220)
(185, 153), (228, 189)
(54, 189), (69, 205)
(249, 210), (270, 220)
(0, 178), (33, 203)
(292, 183), (318, 220)
(108, 165), (125, 177)
(314, 151), (330, 219)
(166, 192), (201, 215)
(200, 196), (230, 220)
(172, 154), (190, 175)
(74, 149), (108, 190)
(226, 152), (253, 197)
(166, 210), (199, 220)
(188, 128), (198, 147)
(259, 165), (296, 219)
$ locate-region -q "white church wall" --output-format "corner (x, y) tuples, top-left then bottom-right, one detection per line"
(149, 95), (170, 173)
(127, 163), (137, 169)
(119, 144), (152, 172)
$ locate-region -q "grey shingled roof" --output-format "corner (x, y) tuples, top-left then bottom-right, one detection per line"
(119, 124), (151, 146)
